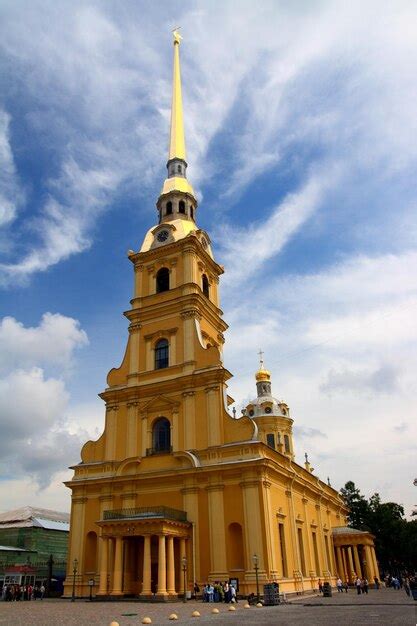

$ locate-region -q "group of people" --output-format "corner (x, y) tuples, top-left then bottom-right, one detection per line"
(383, 572), (417, 598)
(200, 581), (237, 603)
(335, 578), (349, 593)
(1, 583), (45, 601)
(354, 577), (369, 593)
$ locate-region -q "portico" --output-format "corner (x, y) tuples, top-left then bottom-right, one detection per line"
(332, 527), (379, 583)
(96, 507), (190, 599)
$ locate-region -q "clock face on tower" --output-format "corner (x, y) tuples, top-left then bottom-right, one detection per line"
(156, 230), (169, 242)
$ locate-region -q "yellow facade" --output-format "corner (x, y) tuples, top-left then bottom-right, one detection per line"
(63, 33), (374, 600)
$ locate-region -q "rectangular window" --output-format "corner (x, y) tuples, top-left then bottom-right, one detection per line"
(284, 434), (290, 453)
(266, 433), (275, 449)
(312, 531), (320, 576)
(297, 527), (307, 576)
(278, 523), (288, 578)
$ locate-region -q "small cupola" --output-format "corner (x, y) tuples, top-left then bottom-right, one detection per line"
(243, 352), (294, 458)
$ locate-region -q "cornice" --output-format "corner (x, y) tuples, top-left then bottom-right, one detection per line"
(128, 235), (224, 277)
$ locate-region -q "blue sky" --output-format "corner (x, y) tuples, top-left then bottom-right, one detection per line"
(0, 0), (416, 515)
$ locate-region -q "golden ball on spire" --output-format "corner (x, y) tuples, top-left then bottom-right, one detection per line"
(255, 349), (271, 381)
(255, 367), (271, 382)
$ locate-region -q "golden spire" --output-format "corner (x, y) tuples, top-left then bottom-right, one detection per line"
(169, 29), (186, 162)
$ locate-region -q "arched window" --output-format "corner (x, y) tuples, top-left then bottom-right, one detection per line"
(155, 338), (169, 369)
(156, 267), (170, 293)
(179, 200), (185, 214)
(166, 201), (173, 215)
(152, 417), (171, 453)
(284, 434), (290, 453)
(190, 206), (194, 220)
(202, 274), (210, 298)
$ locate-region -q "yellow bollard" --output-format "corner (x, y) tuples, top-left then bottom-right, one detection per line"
(169, 614), (178, 621)
(142, 618), (152, 624)
(228, 605), (236, 611)
(211, 607), (219, 613)
(244, 603), (251, 609)
(256, 602), (263, 607)
(110, 623), (120, 626)
(192, 610), (201, 617)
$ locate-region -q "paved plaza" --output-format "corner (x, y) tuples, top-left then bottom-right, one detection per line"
(0, 588), (415, 626)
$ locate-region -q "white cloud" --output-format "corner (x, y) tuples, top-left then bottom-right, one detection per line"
(0, 313), (90, 491)
(0, 110), (23, 228)
(0, 313), (88, 373)
(217, 167), (339, 288)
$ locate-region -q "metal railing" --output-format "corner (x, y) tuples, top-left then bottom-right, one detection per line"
(146, 445), (173, 456)
(103, 506), (187, 523)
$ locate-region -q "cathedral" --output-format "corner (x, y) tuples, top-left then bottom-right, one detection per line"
(63, 32), (378, 599)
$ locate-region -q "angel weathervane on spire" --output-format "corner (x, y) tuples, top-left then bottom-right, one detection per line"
(173, 27), (182, 45)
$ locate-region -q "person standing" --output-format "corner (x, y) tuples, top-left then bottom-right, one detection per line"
(356, 577), (361, 594)
(336, 578), (343, 593)
(40, 584), (45, 600)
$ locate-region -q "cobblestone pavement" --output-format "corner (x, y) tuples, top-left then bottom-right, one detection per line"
(0, 588), (415, 626)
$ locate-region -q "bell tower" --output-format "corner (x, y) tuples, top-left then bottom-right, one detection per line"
(81, 29), (232, 463)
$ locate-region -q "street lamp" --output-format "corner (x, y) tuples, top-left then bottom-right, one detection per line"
(71, 558), (78, 602)
(182, 556), (187, 603)
(253, 554), (260, 603)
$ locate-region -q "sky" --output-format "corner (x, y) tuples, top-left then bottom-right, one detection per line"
(0, 0), (416, 517)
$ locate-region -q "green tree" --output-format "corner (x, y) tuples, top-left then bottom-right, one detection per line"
(340, 482), (417, 572)
(340, 481), (371, 529)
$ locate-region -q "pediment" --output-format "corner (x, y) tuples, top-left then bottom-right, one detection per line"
(140, 394), (179, 413)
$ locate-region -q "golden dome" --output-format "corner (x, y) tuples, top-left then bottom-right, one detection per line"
(255, 366), (271, 382)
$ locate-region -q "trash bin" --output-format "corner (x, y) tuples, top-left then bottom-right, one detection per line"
(263, 583), (280, 605)
(322, 582), (332, 597)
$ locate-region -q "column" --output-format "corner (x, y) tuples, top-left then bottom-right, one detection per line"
(263, 481), (278, 578)
(353, 545), (362, 578)
(128, 323), (141, 383)
(371, 546), (379, 579)
(341, 548), (348, 580)
(166, 535), (176, 595)
(145, 338), (152, 370)
(206, 386), (221, 447)
(157, 535), (168, 596)
(111, 536), (123, 595)
(301, 498), (314, 578)
(335, 547), (344, 578)
(169, 260), (177, 289)
(364, 545), (375, 580)
(68, 496), (87, 576)
(179, 538), (186, 594)
(347, 546), (355, 582)
(141, 535), (151, 595)
(182, 391), (196, 450)
(207, 485), (228, 579)
(169, 329), (177, 366)
(134, 264), (143, 298)
(141, 413), (148, 457)
(172, 406), (179, 452)
(126, 402), (138, 457)
(182, 486), (200, 582)
(105, 405), (118, 459)
(181, 310), (196, 367)
(97, 536), (109, 595)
